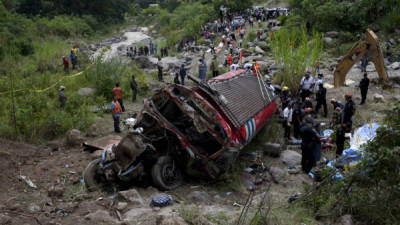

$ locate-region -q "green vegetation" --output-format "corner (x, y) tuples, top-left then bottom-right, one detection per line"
(287, 0), (400, 33)
(301, 107), (400, 224)
(270, 27), (324, 92)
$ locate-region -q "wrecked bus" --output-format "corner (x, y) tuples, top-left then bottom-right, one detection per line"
(84, 69), (277, 191)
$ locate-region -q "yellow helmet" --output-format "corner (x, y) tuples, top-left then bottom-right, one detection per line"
(283, 86), (289, 91)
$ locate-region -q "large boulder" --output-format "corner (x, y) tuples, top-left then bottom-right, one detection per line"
(336, 214), (354, 225)
(325, 31), (339, 38)
(390, 62), (400, 70)
(78, 87), (95, 96)
(263, 142), (281, 157)
(134, 56), (156, 69)
(157, 215), (188, 225)
(117, 189), (145, 206)
(161, 57), (183, 71)
(324, 37), (334, 44)
(257, 61), (269, 73)
(255, 46), (265, 55)
(280, 150), (302, 165)
(268, 166), (286, 183)
(66, 129), (84, 146)
(373, 94), (385, 103)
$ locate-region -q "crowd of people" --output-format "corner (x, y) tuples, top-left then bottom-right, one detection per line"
(280, 71), (369, 174)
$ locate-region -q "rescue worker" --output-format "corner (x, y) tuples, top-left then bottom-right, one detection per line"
(330, 107), (342, 129)
(174, 72), (180, 84)
(59, 86), (67, 108)
(304, 97), (313, 109)
(315, 83), (327, 117)
(283, 103), (293, 140)
(62, 56), (69, 72)
(210, 59), (218, 77)
(292, 101), (305, 139)
(360, 55), (368, 72)
(315, 58), (320, 74)
(130, 74), (138, 102)
(300, 72), (314, 101)
(330, 98), (344, 110)
(70, 50), (76, 70)
(179, 64), (186, 85)
(280, 86), (291, 111)
(157, 57), (163, 82)
(359, 72), (370, 105)
(227, 55), (233, 66)
(112, 83), (125, 112)
(198, 59), (207, 81)
(342, 93), (355, 131)
(252, 59), (260, 76)
(300, 117), (316, 173)
(336, 122), (347, 157)
(71, 47), (78, 69)
(111, 96), (122, 133)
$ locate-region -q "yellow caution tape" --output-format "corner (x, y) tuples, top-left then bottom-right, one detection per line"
(0, 63), (94, 95)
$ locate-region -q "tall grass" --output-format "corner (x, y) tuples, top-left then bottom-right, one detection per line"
(270, 27), (324, 93)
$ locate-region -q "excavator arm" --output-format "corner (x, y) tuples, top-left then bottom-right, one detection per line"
(333, 29), (388, 87)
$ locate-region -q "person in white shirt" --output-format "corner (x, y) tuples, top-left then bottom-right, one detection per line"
(230, 63), (240, 72)
(314, 73), (324, 92)
(283, 103), (293, 140)
(244, 61), (253, 70)
(300, 72), (315, 101)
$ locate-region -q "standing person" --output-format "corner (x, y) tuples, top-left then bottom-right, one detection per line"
(59, 86), (67, 108)
(227, 55), (233, 66)
(252, 59), (260, 76)
(293, 101), (305, 139)
(312, 123), (323, 165)
(360, 55), (368, 72)
(257, 29), (261, 41)
(300, 72), (315, 101)
(359, 73), (370, 105)
(71, 47), (78, 69)
(315, 83), (328, 117)
(174, 72), (180, 84)
(157, 57), (163, 82)
(210, 59), (218, 77)
(112, 83), (125, 112)
(198, 59), (207, 81)
(314, 73), (323, 95)
(315, 58), (320, 74)
(283, 103), (293, 140)
(342, 93), (355, 131)
(111, 97), (121, 133)
(336, 123), (346, 157)
(70, 50), (76, 70)
(280, 86), (291, 111)
(62, 56), (69, 73)
(179, 64), (186, 85)
(300, 117), (316, 173)
(130, 74), (138, 102)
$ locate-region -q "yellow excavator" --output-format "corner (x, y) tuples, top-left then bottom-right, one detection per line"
(334, 29), (388, 87)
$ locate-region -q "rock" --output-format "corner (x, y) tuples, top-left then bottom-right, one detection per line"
(324, 37), (333, 44)
(280, 150), (302, 165)
(268, 167), (286, 183)
(213, 195), (223, 202)
(187, 191), (211, 203)
(78, 87), (95, 96)
(337, 214), (353, 225)
(66, 129), (84, 146)
(366, 64), (376, 72)
(373, 94), (385, 103)
(392, 95), (400, 102)
(28, 204), (41, 213)
(48, 186), (64, 198)
(85, 210), (117, 224)
(134, 56), (156, 69)
(87, 124), (101, 137)
(157, 215), (189, 225)
(325, 31), (339, 38)
(123, 208), (153, 221)
(255, 46), (265, 55)
(269, 64), (279, 71)
(288, 166), (301, 174)
(262, 171), (273, 182)
(247, 42), (254, 48)
(117, 189), (145, 206)
(389, 38), (397, 45)
(47, 139), (64, 151)
(263, 142), (281, 157)
(116, 202), (128, 211)
(89, 44), (97, 51)
(161, 57), (183, 71)
(240, 172), (256, 191)
(390, 62), (400, 70)
(0, 214), (12, 224)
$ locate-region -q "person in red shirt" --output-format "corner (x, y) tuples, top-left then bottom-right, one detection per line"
(227, 55), (233, 66)
(111, 96), (122, 133)
(63, 56), (69, 73)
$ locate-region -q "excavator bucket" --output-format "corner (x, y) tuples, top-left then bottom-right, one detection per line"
(333, 29), (388, 87)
